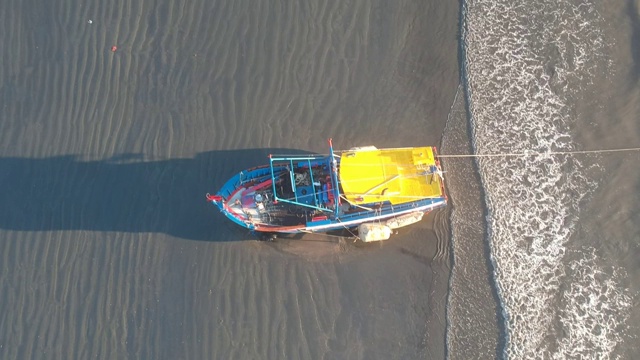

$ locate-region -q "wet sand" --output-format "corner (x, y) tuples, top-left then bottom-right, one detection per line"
(441, 86), (501, 358)
(0, 0), (460, 358)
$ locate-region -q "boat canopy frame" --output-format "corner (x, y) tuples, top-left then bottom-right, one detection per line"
(268, 153), (337, 214)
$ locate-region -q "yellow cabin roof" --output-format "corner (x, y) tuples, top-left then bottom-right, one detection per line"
(339, 147), (444, 205)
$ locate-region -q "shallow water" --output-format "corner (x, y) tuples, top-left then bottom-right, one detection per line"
(454, 0), (640, 358)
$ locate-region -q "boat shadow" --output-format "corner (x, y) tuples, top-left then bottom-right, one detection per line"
(0, 148), (312, 241)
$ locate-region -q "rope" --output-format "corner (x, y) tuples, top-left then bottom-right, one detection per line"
(336, 218), (361, 241)
(436, 147), (640, 158)
(273, 146), (640, 159)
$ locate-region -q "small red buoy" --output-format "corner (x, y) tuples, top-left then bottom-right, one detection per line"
(111, 45), (117, 52)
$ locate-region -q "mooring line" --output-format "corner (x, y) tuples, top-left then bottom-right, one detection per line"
(437, 147), (640, 158)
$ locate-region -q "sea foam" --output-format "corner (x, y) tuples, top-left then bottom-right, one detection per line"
(462, 0), (630, 357)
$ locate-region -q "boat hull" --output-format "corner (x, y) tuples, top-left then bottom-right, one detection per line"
(206, 144), (447, 239)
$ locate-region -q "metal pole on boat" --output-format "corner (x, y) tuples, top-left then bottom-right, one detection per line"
(269, 154), (279, 203)
(328, 138), (341, 216)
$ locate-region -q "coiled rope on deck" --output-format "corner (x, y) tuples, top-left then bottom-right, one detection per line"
(436, 147), (640, 158)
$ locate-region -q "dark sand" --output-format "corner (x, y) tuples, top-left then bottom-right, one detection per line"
(0, 0), (460, 358)
(441, 86), (501, 358)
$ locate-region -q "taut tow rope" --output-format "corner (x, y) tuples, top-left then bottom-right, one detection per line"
(436, 147), (640, 158)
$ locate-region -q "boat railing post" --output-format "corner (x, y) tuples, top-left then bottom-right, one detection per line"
(290, 159), (298, 203)
(308, 159), (319, 207)
(328, 138), (341, 217)
(269, 155), (279, 203)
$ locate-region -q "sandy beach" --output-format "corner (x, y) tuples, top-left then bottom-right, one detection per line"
(0, 0), (460, 358)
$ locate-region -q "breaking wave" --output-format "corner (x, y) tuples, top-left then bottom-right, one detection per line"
(461, 0), (631, 358)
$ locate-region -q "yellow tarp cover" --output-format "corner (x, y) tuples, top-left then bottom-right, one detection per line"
(339, 147), (443, 205)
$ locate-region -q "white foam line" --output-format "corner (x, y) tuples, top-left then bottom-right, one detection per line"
(462, 0), (631, 358)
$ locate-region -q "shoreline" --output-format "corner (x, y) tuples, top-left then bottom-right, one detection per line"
(441, 84), (502, 358)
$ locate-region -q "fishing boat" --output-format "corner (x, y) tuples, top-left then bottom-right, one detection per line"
(206, 139), (447, 241)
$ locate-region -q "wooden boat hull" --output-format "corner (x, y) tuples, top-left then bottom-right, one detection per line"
(206, 142), (447, 240)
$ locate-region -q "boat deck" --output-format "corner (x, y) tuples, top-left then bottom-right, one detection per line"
(339, 147), (444, 205)
(209, 143), (448, 235)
